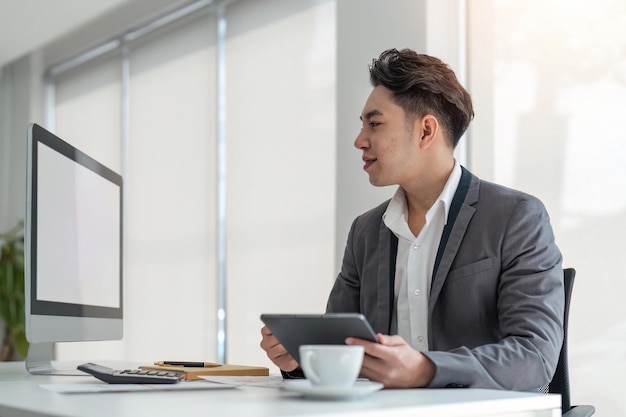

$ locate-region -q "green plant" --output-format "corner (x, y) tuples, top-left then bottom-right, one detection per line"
(0, 220), (28, 360)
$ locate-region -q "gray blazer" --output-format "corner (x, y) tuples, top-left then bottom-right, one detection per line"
(327, 167), (564, 391)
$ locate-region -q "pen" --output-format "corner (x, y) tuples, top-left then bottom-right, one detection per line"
(154, 361), (221, 367)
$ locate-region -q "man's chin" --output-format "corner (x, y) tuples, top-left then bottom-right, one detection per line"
(368, 177), (391, 187)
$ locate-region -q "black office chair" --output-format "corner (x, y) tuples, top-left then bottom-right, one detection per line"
(545, 268), (595, 416)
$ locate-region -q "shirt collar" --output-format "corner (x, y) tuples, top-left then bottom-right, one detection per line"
(437, 160), (462, 225)
(383, 160), (462, 230)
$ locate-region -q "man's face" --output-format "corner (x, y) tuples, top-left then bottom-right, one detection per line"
(355, 85), (422, 187)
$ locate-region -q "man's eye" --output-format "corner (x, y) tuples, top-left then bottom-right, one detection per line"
(370, 122), (380, 128)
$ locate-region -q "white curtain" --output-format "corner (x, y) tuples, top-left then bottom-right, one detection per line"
(51, 0), (336, 369)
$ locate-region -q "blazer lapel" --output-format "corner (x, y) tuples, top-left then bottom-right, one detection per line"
(429, 169), (479, 315)
(376, 221), (396, 335)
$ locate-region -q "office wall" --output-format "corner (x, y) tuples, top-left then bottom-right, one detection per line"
(469, 1), (626, 415)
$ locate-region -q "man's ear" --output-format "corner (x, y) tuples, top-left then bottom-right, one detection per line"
(415, 115), (439, 148)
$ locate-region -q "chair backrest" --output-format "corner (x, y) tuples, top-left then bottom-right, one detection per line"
(548, 267), (575, 412)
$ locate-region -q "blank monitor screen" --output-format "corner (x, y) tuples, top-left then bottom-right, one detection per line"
(25, 123), (123, 374)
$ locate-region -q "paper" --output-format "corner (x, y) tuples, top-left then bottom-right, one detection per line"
(40, 380), (235, 394)
(198, 375), (285, 388)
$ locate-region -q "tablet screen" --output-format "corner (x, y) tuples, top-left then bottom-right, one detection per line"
(260, 313), (378, 363)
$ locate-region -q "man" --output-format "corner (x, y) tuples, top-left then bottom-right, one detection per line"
(260, 48), (564, 391)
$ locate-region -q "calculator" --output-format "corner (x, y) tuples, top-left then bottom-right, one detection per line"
(77, 363), (185, 384)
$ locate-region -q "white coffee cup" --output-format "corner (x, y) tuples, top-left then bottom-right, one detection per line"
(299, 345), (364, 388)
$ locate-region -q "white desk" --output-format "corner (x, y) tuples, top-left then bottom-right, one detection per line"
(0, 361), (561, 417)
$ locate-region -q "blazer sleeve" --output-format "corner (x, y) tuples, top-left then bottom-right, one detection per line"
(423, 196), (564, 391)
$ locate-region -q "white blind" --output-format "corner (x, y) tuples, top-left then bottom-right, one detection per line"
(55, 55), (122, 173)
(225, 0), (336, 367)
(124, 11), (218, 361)
(50, 0), (337, 367)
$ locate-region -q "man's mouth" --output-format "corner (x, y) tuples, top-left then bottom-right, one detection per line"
(362, 157), (377, 170)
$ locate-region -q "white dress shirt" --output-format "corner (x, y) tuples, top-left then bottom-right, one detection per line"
(383, 161), (462, 351)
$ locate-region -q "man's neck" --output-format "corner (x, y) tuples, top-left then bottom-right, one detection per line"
(403, 158), (455, 218)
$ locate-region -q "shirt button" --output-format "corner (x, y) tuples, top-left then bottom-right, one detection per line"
(412, 244), (420, 250)
(417, 336), (424, 343)
(414, 289), (421, 296)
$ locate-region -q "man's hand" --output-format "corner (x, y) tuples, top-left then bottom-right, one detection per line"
(260, 326), (299, 372)
(346, 334), (435, 388)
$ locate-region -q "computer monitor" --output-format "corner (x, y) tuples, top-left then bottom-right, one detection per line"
(24, 123), (123, 375)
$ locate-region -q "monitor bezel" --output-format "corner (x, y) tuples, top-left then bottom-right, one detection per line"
(25, 123), (124, 342)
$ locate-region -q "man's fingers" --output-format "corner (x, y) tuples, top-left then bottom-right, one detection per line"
(260, 325), (299, 372)
(346, 334), (407, 361)
(260, 326), (281, 349)
(377, 334), (407, 346)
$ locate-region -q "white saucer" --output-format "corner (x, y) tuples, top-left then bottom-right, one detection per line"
(282, 380), (383, 400)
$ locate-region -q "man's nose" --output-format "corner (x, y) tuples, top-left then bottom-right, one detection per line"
(354, 129), (369, 150)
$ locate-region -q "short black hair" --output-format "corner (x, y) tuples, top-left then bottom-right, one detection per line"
(369, 48), (474, 147)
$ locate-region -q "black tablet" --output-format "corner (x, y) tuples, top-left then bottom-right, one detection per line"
(260, 313), (378, 364)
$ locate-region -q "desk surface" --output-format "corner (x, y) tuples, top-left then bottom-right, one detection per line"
(0, 361), (561, 417)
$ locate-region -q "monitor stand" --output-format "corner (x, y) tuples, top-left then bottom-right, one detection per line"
(25, 342), (85, 375)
